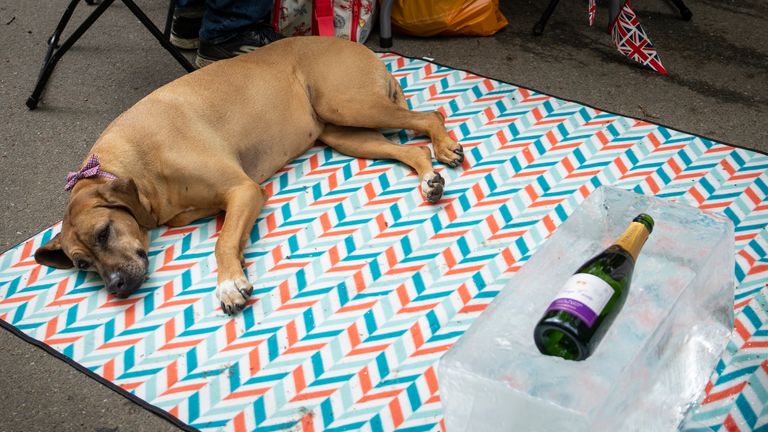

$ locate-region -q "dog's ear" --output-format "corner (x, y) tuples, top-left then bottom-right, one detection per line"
(34, 233), (73, 269)
(98, 178), (156, 229)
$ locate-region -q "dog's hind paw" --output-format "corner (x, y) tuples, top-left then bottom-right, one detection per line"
(216, 277), (253, 315)
(421, 171), (445, 203)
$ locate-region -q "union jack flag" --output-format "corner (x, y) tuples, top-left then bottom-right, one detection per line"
(588, 0), (596, 26)
(610, 0), (668, 75)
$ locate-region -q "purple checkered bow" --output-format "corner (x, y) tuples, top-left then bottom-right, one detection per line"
(64, 154), (117, 191)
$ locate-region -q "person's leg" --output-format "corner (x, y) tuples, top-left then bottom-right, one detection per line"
(196, 0), (283, 67)
(171, 0), (205, 49)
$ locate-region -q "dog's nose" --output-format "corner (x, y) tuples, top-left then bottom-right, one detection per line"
(106, 272), (141, 298)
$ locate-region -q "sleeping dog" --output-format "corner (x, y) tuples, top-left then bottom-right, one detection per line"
(34, 36), (464, 315)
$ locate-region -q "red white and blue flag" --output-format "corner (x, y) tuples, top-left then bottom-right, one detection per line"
(609, 0), (668, 75)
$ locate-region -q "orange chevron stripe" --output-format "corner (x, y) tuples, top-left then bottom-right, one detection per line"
(748, 264), (768, 275)
(688, 188), (706, 205)
(284, 343), (326, 355)
(388, 264), (425, 275)
(119, 382), (143, 391)
(410, 323), (424, 348)
(222, 338), (264, 352)
(424, 366), (439, 395)
(232, 411), (247, 432)
(338, 300), (376, 313)
(44, 336), (82, 345)
(10, 258), (44, 269)
(1, 294), (36, 305)
(459, 303), (488, 314)
(160, 338), (204, 350)
(27, 265), (41, 285)
(389, 397), (405, 428)
(445, 265), (483, 276)
(20, 239), (34, 261)
(45, 316), (59, 339)
(292, 389), (336, 401)
(413, 343), (452, 356)
(702, 382), (747, 404)
(359, 366), (372, 394)
(102, 359), (115, 381)
(293, 365), (307, 394)
(280, 300), (319, 311)
(167, 361), (178, 388)
(400, 303), (438, 314)
(734, 319), (752, 342)
(264, 228), (303, 238)
(301, 411), (315, 432)
(723, 414), (741, 432)
(745, 187), (762, 205)
(742, 341), (768, 348)
(359, 389), (400, 403)
(349, 344), (388, 356)
(161, 382), (207, 396)
(347, 323), (361, 348)
(99, 337), (144, 349)
(226, 386), (270, 400)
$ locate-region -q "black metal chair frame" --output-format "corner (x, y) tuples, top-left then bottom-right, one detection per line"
(27, 0), (196, 110)
(532, 0), (693, 36)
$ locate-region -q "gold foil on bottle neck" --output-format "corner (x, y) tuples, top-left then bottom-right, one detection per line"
(613, 222), (650, 261)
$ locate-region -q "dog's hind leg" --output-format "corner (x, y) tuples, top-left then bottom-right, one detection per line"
(312, 94), (464, 168)
(319, 125), (445, 203)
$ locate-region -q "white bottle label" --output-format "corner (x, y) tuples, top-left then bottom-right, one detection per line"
(546, 273), (615, 327)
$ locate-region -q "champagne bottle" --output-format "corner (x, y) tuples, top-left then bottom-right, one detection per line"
(533, 214), (654, 361)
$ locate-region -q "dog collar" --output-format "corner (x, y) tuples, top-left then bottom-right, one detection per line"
(64, 154), (117, 192)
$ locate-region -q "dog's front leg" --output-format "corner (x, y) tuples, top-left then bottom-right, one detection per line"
(215, 182), (265, 315)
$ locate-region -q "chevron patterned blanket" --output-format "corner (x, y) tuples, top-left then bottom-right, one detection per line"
(1, 53), (767, 431)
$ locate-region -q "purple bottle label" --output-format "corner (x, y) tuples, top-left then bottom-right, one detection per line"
(546, 273), (614, 327)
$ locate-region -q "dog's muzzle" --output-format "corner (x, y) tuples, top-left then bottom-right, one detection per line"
(105, 271), (145, 298)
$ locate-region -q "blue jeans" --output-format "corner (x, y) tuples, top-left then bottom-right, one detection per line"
(176, 0), (274, 43)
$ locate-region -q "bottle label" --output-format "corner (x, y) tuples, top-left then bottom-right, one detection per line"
(546, 273), (614, 327)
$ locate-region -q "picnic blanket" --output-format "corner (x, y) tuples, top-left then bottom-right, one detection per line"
(1, 53), (766, 431)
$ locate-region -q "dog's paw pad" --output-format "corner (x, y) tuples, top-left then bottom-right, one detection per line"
(216, 278), (252, 315)
(421, 171), (444, 203)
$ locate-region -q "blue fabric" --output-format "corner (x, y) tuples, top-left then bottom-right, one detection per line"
(176, 0), (273, 43)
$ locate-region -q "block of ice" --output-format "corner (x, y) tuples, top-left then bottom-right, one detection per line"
(439, 186), (735, 432)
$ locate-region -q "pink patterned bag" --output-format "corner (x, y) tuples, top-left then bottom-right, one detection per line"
(272, 0), (377, 43)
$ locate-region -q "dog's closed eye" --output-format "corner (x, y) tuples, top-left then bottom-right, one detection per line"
(97, 223), (111, 248)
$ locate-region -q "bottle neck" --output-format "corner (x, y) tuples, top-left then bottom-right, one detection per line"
(612, 221), (651, 261)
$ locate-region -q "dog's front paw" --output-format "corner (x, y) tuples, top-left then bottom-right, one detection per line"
(216, 277), (252, 315)
(421, 171), (445, 203)
(434, 137), (464, 168)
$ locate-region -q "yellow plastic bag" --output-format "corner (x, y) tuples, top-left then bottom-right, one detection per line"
(391, 0), (508, 37)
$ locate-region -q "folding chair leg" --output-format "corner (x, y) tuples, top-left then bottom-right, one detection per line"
(379, 0), (393, 48)
(669, 0), (692, 20)
(121, 0), (195, 73)
(27, 0), (115, 110)
(27, 0), (193, 110)
(532, 0), (561, 36)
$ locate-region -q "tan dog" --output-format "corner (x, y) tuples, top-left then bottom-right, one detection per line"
(34, 36), (463, 314)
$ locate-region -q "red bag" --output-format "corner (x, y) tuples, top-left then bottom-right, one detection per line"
(273, 0), (377, 42)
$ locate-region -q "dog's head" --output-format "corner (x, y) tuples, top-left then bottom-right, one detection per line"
(34, 178), (155, 298)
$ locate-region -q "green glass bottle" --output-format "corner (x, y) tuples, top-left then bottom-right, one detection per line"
(533, 214), (654, 361)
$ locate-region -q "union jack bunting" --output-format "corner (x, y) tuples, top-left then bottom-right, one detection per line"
(610, 0), (668, 75)
(1, 55), (767, 431)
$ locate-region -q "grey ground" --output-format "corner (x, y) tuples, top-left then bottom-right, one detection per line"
(0, 0), (765, 431)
